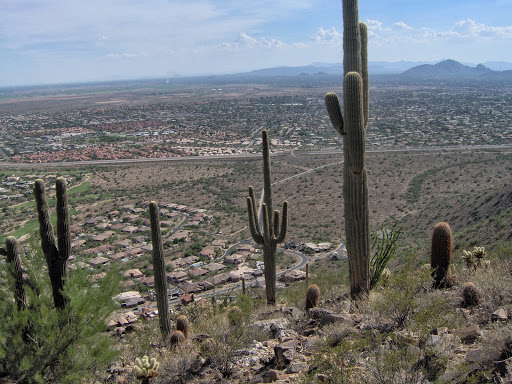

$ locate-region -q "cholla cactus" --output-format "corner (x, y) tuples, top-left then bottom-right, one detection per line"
(380, 268), (391, 286)
(462, 246), (487, 271)
(134, 355), (159, 384)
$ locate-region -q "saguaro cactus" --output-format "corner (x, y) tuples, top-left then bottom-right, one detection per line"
(325, 0), (370, 299)
(149, 201), (171, 338)
(34, 178), (70, 309)
(247, 130), (288, 305)
(5, 236), (27, 310)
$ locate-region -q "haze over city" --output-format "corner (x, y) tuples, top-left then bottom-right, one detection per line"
(2, 0), (512, 86)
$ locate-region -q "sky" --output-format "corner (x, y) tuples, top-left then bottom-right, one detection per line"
(1, 0), (512, 86)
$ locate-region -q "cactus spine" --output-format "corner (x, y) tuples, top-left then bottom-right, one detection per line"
(5, 236), (27, 310)
(247, 130), (288, 305)
(149, 201), (171, 338)
(34, 178), (70, 309)
(430, 222), (454, 289)
(325, 0), (370, 299)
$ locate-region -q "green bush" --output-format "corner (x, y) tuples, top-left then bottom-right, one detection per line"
(0, 251), (120, 383)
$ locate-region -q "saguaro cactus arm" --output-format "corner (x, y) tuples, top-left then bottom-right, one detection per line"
(247, 187), (264, 245)
(34, 179), (59, 261)
(325, 93), (345, 135)
(6, 236), (28, 310)
(275, 201), (288, 244)
(56, 178), (71, 263)
(34, 178), (70, 309)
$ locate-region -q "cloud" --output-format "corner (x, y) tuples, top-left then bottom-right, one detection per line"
(312, 27), (341, 42)
(219, 32), (285, 49)
(393, 21), (413, 30)
(448, 19), (512, 38)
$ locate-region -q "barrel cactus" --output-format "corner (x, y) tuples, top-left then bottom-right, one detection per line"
(324, 0), (370, 299)
(430, 222), (454, 289)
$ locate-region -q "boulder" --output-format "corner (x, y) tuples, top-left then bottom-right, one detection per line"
(274, 339), (298, 369)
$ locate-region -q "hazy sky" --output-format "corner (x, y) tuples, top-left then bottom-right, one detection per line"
(2, 0), (512, 86)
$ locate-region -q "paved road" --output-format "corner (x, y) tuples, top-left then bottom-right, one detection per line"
(0, 144), (510, 168)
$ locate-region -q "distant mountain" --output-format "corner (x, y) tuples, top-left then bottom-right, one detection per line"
(244, 64), (341, 77)
(483, 61), (512, 71)
(402, 59), (512, 80)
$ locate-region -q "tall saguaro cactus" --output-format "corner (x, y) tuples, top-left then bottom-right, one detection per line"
(247, 130), (288, 305)
(325, 0), (370, 299)
(34, 177), (70, 309)
(149, 201), (171, 338)
(5, 236), (28, 310)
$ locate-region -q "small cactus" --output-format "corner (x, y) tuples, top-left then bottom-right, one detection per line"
(176, 315), (190, 339)
(169, 330), (185, 346)
(380, 268), (391, 286)
(305, 284), (320, 310)
(430, 222), (454, 289)
(462, 282), (480, 307)
(462, 246), (487, 272)
(227, 306), (243, 326)
(134, 355), (159, 384)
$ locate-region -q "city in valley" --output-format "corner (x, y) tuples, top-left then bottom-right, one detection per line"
(0, 73), (511, 350)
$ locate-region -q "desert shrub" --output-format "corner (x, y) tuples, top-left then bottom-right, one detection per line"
(370, 223), (402, 289)
(227, 306), (243, 326)
(0, 252), (120, 383)
(301, 332), (365, 384)
(373, 263), (432, 329)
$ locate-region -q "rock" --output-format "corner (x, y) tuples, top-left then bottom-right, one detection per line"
(320, 311), (354, 327)
(307, 308), (330, 320)
(492, 308), (509, 322)
(465, 348), (501, 364)
(252, 318), (291, 339)
(261, 369), (279, 382)
(250, 375), (264, 384)
(282, 306), (304, 320)
(286, 361), (306, 374)
(275, 329), (298, 342)
(453, 324), (480, 343)
(425, 333), (460, 354)
(274, 339), (298, 369)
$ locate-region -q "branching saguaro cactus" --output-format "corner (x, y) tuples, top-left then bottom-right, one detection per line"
(149, 201), (171, 338)
(247, 130), (288, 305)
(34, 177), (70, 309)
(5, 236), (28, 310)
(325, 0), (370, 299)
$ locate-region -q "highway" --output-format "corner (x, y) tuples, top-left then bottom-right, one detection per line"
(0, 143), (510, 168)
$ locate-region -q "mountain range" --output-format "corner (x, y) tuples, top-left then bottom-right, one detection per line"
(235, 60), (512, 80)
(401, 59), (512, 80)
